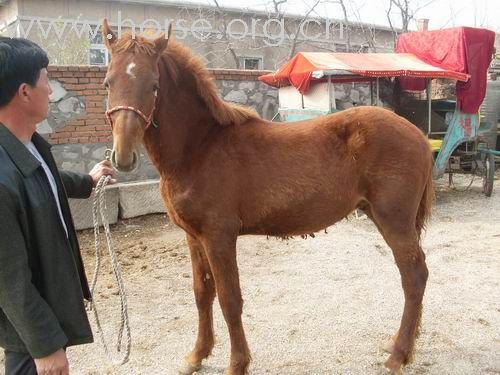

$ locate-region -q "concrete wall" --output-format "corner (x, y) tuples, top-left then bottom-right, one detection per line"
(69, 180), (166, 230)
(4, 0), (397, 68)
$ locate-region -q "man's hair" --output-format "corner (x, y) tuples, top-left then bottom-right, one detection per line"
(0, 37), (49, 108)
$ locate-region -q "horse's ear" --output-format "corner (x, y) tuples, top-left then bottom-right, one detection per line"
(154, 34), (168, 55)
(154, 23), (172, 55)
(102, 18), (117, 50)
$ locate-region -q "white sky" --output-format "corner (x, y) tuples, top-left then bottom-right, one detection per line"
(188, 0), (500, 32)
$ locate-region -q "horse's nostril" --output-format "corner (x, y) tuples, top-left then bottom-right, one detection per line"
(111, 150), (117, 166)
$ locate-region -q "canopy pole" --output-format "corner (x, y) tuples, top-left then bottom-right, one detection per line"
(426, 79), (432, 135)
(327, 75), (332, 111)
(376, 78), (380, 106)
(370, 81), (374, 105)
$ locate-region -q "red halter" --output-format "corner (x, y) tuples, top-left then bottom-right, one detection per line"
(105, 94), (158, 130)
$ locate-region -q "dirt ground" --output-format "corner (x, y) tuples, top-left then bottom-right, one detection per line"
(1, 174), (499, 375)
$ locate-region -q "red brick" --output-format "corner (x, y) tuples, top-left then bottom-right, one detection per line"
(54, 126), (76, 132)
(50, 132), (71, 139)
(73, 125), (96, 132)
(83, 90), (98, 95)
(78, 78), (90, 83)
(59, 77), (79, 84)
(86, 107), (104, 113)
(85, 72), (96, 78)
(62, 84), (82, 91)
(84, 83), (103, 90)
(94, 130), (111, 136)
(71, 131), (93, 137)
(86, 95), (105, 101)
(95, 125), (110, 131)
(89, 67), (100, 72)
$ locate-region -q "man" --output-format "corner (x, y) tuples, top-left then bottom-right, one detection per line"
(0, 37), (115, 374)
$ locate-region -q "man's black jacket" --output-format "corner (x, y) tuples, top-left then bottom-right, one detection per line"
(0, 124), (93, 358)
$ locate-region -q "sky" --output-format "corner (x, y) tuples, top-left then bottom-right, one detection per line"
(182, 0), (500, 32)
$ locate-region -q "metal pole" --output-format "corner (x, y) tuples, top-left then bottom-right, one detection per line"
(426, 79), (432, 135)
(376, 78), (380, 106)
(327, 75), (332, 111)
(370, 80), (374, 105)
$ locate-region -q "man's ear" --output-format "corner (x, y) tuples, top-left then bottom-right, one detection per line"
(17, 83), (31, 103)
(102, 18), (117, 50)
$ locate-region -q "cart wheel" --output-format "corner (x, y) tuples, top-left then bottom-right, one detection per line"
(483, 153), (495, 197)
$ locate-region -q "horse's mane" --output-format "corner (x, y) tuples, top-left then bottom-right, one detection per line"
(113, 34), (157, 56)
(115, 33), (259, 126)
(161, 39), (260, 126)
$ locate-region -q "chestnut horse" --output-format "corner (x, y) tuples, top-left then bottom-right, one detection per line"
(101, 19), (433, 374)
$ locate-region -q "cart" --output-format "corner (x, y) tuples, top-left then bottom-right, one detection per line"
(259, 27), (498, 196)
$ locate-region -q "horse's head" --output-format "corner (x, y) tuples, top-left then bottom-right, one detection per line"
(102, 19), (170, 172)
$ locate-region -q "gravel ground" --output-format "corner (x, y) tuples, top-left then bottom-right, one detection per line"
(1, 174), (499, 375)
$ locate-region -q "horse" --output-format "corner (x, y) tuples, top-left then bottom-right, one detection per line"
(101, 19), (433, 375)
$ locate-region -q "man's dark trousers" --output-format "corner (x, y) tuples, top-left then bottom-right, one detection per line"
(4, 351), (36, 375)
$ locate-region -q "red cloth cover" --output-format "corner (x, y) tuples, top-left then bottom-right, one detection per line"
(396, 27), (495, 113)
(259, 52), (468, 94)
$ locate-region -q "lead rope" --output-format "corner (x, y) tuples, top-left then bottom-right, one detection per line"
(87, 150), (131, 365)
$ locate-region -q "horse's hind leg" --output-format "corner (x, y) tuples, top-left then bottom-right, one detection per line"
(367, 204), (428, 373)
(180, 234), (216, 375)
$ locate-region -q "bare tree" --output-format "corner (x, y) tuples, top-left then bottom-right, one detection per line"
(386, 0), (436, 33)
(36, 16), (90, 65)
(168, 1), (397, 69)
(212, 0), (241, 68)
(323, 0), (352, 51)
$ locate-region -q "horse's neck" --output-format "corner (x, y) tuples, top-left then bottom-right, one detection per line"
(143, 86), (215, 177)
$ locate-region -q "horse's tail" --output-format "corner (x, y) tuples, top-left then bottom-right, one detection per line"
(416, 169), (434, 241)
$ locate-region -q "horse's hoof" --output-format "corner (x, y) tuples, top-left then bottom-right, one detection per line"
(382, 336), (396, 354)
(178, 360), (202, 375)
(382, 331), (399, 354)
(384, 355), (402, 374)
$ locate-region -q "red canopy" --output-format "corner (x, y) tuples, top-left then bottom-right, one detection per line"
(259, 52), (469, 94)
(396, 27), (495, 113)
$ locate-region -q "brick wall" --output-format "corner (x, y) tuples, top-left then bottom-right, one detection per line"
(46, 66), (109, 145)
(44, 65), (278, 182)
(45, 66), (272, 146)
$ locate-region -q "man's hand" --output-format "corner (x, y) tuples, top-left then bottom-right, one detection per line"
(34, 348), (69, 375)
(89, 160), (116, 187)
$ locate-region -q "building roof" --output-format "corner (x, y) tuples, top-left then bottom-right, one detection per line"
(90, 0), (400, 32)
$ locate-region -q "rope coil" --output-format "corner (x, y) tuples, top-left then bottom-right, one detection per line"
(88, 174), (131, 365)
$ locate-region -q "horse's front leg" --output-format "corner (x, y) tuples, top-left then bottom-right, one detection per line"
(202, 231), (251, 375)
(179, 234), (216, 375)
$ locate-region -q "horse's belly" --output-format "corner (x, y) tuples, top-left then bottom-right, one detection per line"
(240, 199), (354, 236)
